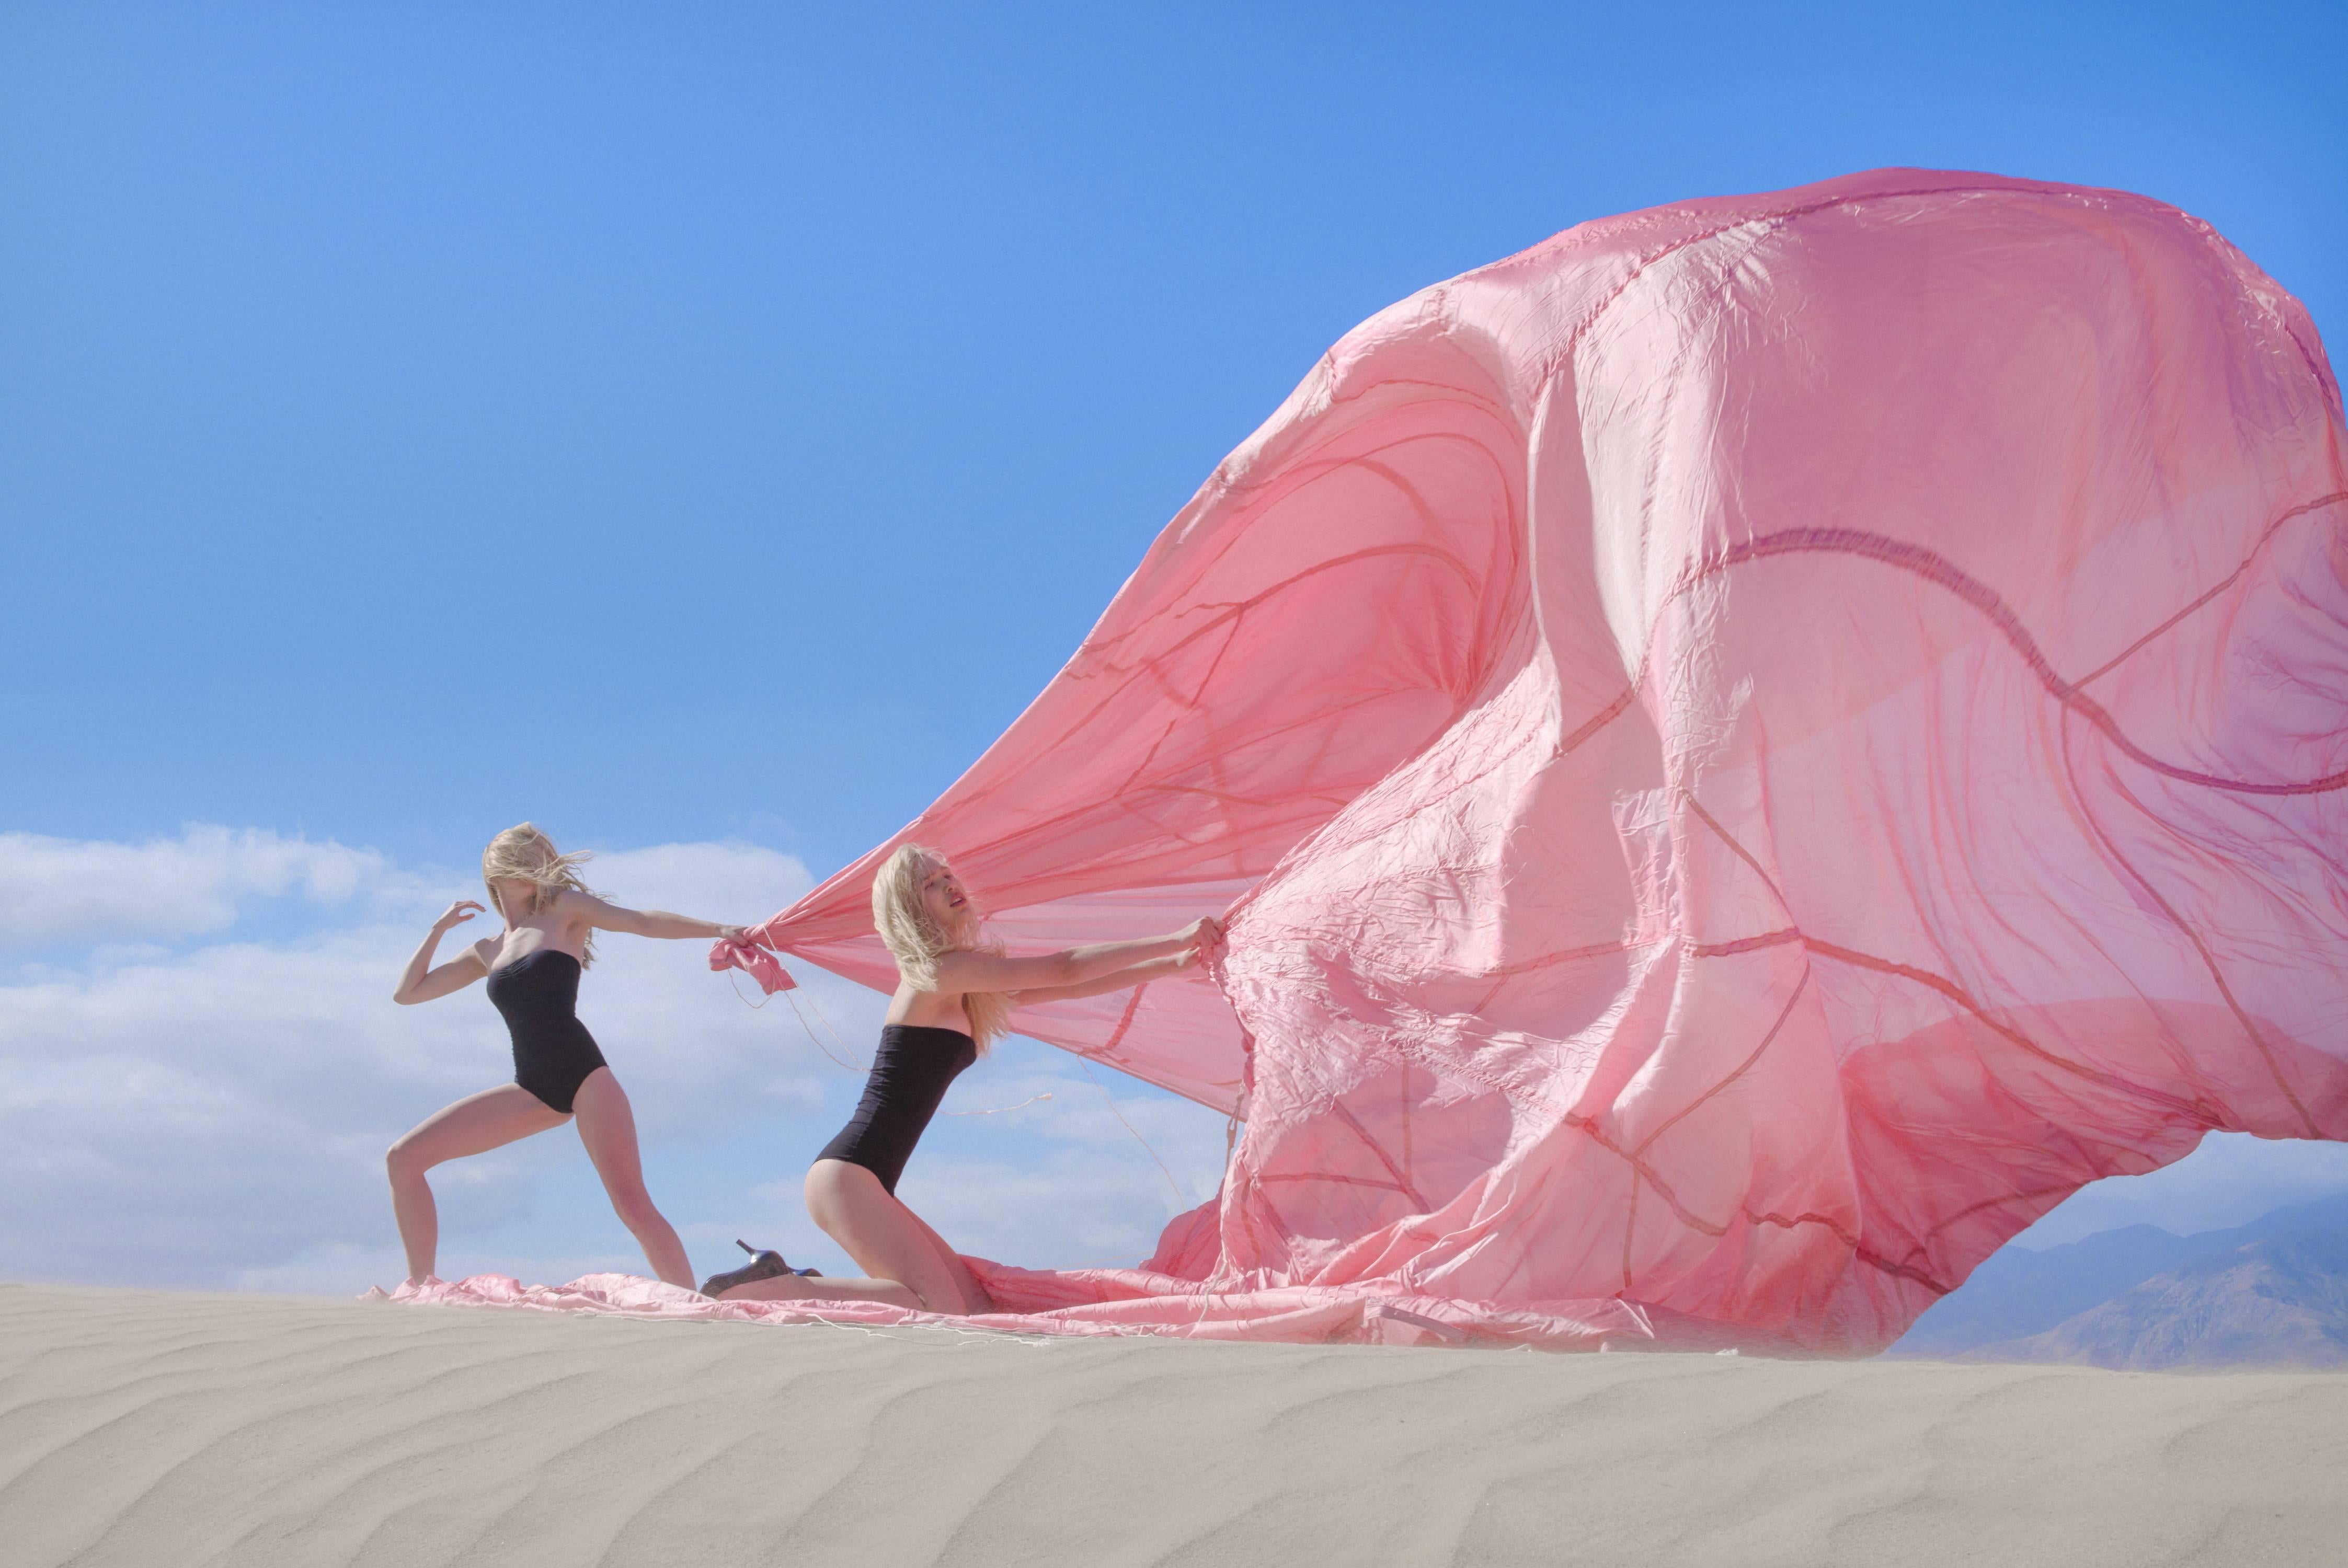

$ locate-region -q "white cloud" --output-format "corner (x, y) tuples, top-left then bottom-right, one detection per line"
(0, 831), (870, 1290)
(0, 825), (405, 945)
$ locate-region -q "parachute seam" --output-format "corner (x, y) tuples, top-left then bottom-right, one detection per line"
(2055, 701), (2319, 1137)
(2072, 490), (2347, 687)
(1661, 520), (2348, 795)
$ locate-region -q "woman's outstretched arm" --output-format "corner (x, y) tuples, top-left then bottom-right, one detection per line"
(392, 900), (491, 1004)
(932, 917), (1223, 996)
(566, 891), (750, 943)
(1009, 948), (1206, 1007)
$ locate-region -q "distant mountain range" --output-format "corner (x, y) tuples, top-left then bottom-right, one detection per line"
(1889, 1190), (2348, 1369)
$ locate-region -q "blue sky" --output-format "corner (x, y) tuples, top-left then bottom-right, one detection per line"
(4, 3), (2344, 1296)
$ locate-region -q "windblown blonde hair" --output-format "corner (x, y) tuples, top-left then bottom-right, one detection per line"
(482, 823), (601, 967)
(872, 843), (1009, 1054)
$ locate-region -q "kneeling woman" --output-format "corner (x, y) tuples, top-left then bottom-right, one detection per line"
(707, 844), (1221, 1312)
(388, 823), (754, 1291)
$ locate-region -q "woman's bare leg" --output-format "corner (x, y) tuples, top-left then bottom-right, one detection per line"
(714, 1271), (923, 1308)
(386, 1085), (568, 1284)
(714, 1159), (975, 1311)
(569, 1068), (694, 1290)
(898, 1198), (994, 1312)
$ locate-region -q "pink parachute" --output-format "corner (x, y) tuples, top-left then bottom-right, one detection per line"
(696, 167), (2348, 1353)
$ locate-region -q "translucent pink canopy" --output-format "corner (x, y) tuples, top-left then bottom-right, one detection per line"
(711, 167), (2346, 1352)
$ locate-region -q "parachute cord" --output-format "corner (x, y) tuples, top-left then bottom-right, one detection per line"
(727, 966), (866, 1071)
(1078, 1056), (1190, 1211)
(945, 1092), (1055, 1116)
(787, 988), (867, 1071)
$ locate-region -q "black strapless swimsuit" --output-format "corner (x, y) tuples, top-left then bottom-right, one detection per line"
(485, 949), (609, 1114)
(816, 1024), (976, 1194)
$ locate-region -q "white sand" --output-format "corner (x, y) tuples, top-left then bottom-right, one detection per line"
(3, 1282), (2344, 1566)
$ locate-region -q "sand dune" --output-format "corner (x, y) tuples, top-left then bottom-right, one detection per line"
(4, 1282), (2346, 1566)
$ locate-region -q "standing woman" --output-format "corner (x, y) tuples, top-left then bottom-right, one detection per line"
(388, 823), (753, 1290)
(706, 843), (1222, 1311)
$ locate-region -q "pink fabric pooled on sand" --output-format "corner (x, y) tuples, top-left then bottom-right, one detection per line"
(440, 168), (2348, 1353)
(380, 1267), (1652, 1349)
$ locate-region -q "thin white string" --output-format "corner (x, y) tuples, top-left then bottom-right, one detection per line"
(1077, 1056), (1190, 1210)
(725, 958), (867, 1070)
(704, 1306), (1063, 1350)
(944, 1092), (1054, 1116)
(792, 986), (867, 1070)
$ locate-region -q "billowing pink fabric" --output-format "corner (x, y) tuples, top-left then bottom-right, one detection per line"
(705, 168), (2348, 1354)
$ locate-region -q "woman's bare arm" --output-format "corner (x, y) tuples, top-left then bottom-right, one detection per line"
(932, 917), (1222, 995)
(1011, 950), (1204, 1007)
(392, 901), (491, 1005)
(567, 891), (749, 943)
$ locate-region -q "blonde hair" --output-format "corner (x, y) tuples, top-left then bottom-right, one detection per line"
(871, 843), (1009, 1054)
(482, 823), (601, 967)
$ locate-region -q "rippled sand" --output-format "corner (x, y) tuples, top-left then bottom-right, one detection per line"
(5, 1281), (2346, 1566)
